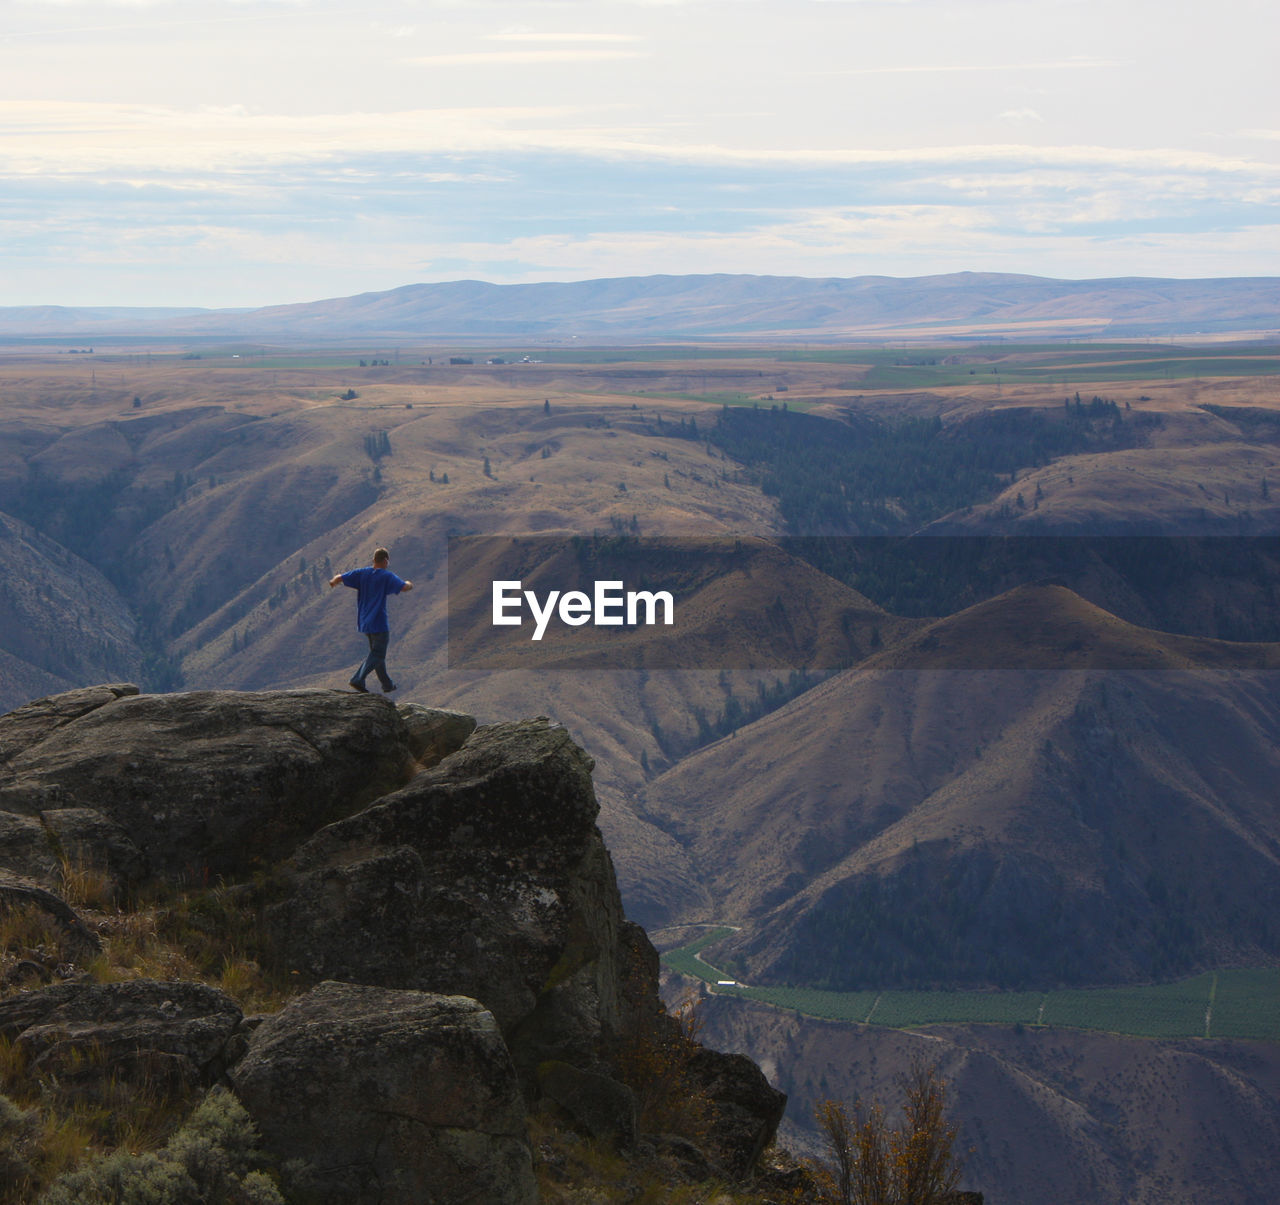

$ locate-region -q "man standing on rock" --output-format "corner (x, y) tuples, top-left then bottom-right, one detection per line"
(329, 547), (413, 693)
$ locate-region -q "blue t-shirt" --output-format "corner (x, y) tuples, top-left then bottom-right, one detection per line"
(341, 566), (407, 634)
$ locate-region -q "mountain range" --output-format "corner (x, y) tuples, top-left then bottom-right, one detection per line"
(2, 272), (1279, 342)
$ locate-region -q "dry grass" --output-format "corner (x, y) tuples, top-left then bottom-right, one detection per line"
(0, 901), (62, 951)
(0, 1093), (96, 1205)
(0, 1033), (197, 1152)
(530, 1112), (795, 1205)
(3, 876), (291, 1014)
(57, 858), (117, 913)
(0, 877), (290, 1202)
(0, 1039), (114, 1204)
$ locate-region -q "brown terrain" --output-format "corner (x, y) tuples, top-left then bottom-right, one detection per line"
(694, 994), (1280, 1205)
(3, 333), (1280, 1201)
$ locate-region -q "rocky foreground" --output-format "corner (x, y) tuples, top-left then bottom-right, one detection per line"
(0, 685), (786, 1202)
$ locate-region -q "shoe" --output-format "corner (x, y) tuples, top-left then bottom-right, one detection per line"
(349, 680), (369, 692)
(382, 682), (398, 694)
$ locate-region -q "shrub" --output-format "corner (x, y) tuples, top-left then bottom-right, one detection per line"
(0, 1094), (43, 1202)
(811, 1060), (963, 1205)
(614, 1002), (716, 1143)
(38, 1087), (284, 1205)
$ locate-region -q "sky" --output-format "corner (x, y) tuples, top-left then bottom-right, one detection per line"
(2, 0), (1278, 307)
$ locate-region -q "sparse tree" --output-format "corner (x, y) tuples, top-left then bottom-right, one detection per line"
(812, 1060), (964, 1205)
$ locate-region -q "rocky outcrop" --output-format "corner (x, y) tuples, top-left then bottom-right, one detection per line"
(230, 981), (537, 1205)
(0, 686), (442, 884)
(0, 978), (243, 1089)
(0, 683), (140, 763)
(686, 1048), (788, 1178)
(0, 685), (786, 1197)
(537, 1059), (638, 1147)
(268, 718), (634, 1080)
(396, 703), (478, 768)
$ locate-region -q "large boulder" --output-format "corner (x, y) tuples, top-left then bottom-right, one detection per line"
(0, 807), (145, 900)
(0, 688), (418, 881)
(267, 718), (640, 1080)
(686, 1047), (788, 1178)
(229, 980), (537, 1205)
(0, 683), (139, 764)
(0, 978), (243, 1089)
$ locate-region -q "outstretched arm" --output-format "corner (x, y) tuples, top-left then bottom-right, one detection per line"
(401, 580), (413, 593)
(328, 574), (343, 588)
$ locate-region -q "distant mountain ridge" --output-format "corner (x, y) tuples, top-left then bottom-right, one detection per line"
(2, 272), (1278, 342)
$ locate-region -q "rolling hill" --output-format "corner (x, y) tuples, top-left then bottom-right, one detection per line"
(644, 584), (1280, 988)
(1, 272), (1278, 342)
(6, 344), (1280, 1201)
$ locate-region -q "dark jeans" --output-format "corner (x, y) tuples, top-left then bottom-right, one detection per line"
(353, 630), (393, 691)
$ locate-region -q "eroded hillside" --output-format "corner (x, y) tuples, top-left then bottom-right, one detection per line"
(5, 341), (1280, 1203)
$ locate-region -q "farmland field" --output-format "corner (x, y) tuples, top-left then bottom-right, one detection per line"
(662, 935), (1280, 1041)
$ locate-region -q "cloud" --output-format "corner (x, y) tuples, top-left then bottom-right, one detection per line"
(6, 99), (1278, 183)
(406, 49), (644, 66)
(487, 30), (644, 43)
(14, 0), (318, 5)
(818, 57), (1127, 77)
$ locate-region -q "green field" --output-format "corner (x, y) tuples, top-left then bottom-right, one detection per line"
(762, 343), (1280, 386)
(513, 342), (1280, 383)
(661, 936), (1280, 1040)
(24, 340), (1280, 384)
(661, 926), (738, 980)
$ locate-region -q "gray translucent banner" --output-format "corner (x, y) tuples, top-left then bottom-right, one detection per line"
(446, 535), (1280, 671)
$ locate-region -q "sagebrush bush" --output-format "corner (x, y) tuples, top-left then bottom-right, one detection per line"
(39, 1087), (284, 1205)
(0, 1093), (43, 1201)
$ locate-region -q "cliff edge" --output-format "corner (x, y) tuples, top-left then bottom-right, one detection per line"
(0, 685), (785, 1203)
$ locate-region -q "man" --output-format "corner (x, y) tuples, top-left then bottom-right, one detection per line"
(328, 546), (413, 693)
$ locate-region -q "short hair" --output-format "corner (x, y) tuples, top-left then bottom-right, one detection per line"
(373, 547), (390, 565)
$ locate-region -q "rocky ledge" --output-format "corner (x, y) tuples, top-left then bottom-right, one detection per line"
(0, 685), (785, 1203)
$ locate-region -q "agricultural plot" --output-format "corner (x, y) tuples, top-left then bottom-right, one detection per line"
(713, 984), (881, 1024)
(1041, 976), (1215, 1039)
(771, 342), (1280, 386)
(662, 934), (1280, 1040)
(1208, 968), (1280, 1039)
(870, 991), (1043, 1029)
(659, 926), (737, 982)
